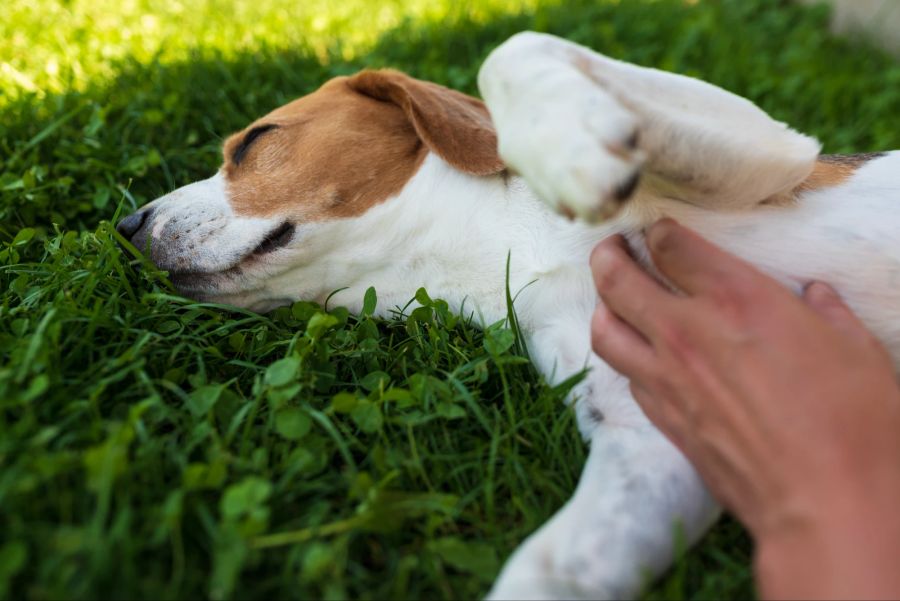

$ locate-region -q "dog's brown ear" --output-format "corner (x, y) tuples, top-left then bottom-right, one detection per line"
(347, 69), (505, 176)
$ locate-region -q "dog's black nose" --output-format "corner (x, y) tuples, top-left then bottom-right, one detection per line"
(116, 209), (152, 241)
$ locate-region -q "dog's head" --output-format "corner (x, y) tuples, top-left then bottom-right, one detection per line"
(118, 70), (505, 311)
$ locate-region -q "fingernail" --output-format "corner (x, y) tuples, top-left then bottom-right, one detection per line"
(803, 281), (837, 303)
(647, 218), (679, 251)
(590, 245), (612, 273)
(803, 282), (840, 306)
(589, 237), (620, 268)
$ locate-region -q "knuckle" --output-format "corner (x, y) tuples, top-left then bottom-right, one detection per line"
(635, 362), (674, 399)
(653, 375), (683, 406)
(706, 288), (751, 325)
(656, 320), (693, 354)
(626, 295), (651, 322)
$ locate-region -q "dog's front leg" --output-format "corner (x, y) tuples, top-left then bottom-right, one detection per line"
(479, 32), (821, 221)
(488, 412), (719, 600)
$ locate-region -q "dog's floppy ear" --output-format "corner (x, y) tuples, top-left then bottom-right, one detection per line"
(347, 69), (505, 176)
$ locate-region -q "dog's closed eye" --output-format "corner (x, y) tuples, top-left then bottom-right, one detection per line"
(232, 124), (279, 166)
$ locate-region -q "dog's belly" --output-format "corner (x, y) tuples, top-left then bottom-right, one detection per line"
(648, 151), (900, 365)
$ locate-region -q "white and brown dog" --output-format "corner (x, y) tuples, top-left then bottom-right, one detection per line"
(117, 32), (900, 599)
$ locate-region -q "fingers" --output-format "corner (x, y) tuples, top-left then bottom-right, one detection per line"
(590, 302), (655, 379)
(590, 234), (677, 339)
(646, 218), (776, 298)
(803, 281), (872, 342)
(630, 382), (689, 454)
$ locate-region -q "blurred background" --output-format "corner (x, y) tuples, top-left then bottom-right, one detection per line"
(797, 0), (900, 55)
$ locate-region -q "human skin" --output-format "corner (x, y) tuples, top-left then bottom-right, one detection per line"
(589, 218), (900, 600)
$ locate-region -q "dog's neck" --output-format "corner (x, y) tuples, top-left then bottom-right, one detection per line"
(279, 153), (605, 330)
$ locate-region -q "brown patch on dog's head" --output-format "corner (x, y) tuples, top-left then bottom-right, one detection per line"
(798, 152), (885, 193)
(223, 70), (505, 221)
(347, 70), (505, 177)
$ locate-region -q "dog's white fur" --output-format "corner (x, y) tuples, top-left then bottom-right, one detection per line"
(136, 32), (900, 599)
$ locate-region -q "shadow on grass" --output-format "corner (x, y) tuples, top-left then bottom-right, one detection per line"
(1, 0), (898, 599)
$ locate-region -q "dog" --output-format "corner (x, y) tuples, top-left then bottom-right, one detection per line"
(117, 31), (900, 599)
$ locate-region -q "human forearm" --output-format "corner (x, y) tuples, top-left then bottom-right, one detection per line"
(755, 489), (900, 601)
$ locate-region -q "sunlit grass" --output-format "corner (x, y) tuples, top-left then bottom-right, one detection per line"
(1, 0), (548, 102)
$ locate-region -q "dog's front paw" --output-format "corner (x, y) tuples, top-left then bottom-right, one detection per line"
(491, 78), (644, 223)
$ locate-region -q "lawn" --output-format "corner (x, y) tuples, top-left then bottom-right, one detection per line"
(1, 0), (898, 598)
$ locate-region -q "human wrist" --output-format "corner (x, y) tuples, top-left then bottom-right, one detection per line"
(753, 486), (900, 600)
(754, 515), (827, 600)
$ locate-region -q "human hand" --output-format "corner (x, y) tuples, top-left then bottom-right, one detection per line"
(589, 219), (900, 599)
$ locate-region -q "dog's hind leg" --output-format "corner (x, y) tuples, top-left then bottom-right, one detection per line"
(478, 31), (821, 221)
(488, 407), (719, 600)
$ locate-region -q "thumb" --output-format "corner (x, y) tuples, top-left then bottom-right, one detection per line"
(803, 282), (870, 340)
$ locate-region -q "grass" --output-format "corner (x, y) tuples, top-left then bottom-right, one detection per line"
(1, 0), (898, 598)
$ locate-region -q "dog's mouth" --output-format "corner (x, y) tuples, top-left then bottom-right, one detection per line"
(251, 221), (295, 256)
(166, 221), (296, 296)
